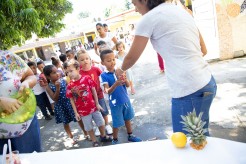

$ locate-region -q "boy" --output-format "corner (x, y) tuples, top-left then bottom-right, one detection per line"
(64, 59), (112, 147)
(27, 61), (54, 120)
(99, 49), (142, 144)
(77, 50), (113, 136)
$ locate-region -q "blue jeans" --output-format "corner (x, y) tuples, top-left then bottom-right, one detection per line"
(0, 115), (42, 154)
(171, 76), (217, 136)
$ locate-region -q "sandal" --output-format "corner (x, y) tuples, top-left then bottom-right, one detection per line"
(93, 141), (100, 147)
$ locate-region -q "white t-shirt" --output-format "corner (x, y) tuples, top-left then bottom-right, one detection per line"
(94, 32), (115, 49)
(32, 74), (45, 95)
(135, 3), (211, 98)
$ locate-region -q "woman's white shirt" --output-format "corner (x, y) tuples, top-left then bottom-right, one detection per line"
(135, 3), (211, 98)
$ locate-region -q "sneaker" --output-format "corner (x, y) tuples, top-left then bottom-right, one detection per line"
(112, 139), (119, 145)
(50, 112), (55, 116)
(93, 141), (100, 147)
(128, 135), (142, 142)
(100, 136), (112, 142)
(105, 124), (113, 135)
(44, 115), (52, 120)
(94, 127), (100, 136)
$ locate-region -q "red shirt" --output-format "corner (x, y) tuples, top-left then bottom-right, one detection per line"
(80, 66), (104, 99)
(66, 75), (97, 116)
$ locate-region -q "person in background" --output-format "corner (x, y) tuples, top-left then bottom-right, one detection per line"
(43, 65), (88, 144)
(0, 50), (41, 154)
(116, 0), (216, 135)
(64, 60), (112, 147)
(94, 23), (118, 56)
(100, 49), (142, 144)
(37, 60), (55, 112)
(77, 50), (113, 137)
(51, 56), (65, 78)
(59, 53), (68, 65)
(66, 50), (77, 60)
(157, 53), (165, 73)
(115, 41), (136, 95)
(103, 23), (110, 32)
(27, 61), (54, 120)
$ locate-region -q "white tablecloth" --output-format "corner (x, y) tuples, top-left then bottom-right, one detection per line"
(8, 137), (246, 164)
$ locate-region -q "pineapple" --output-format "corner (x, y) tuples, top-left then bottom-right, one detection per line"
(180, 109), (208, 150)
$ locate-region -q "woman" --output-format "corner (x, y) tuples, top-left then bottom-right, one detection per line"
(117, 0), (217, 135)
(94, 23), (118, 56)
(0, 50), (41, 154)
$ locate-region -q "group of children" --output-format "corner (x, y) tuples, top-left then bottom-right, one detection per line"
(28, 41), (141, 147)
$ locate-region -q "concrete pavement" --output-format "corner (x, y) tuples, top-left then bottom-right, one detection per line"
(37, 47), (246, 152)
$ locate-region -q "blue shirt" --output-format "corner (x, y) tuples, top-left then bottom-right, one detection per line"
(100, 71), (129, 107)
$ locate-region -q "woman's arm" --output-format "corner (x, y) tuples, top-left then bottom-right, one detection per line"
(111, 36), (118, 51)
(19, 67), (37, 92)
(199, 30), (207, 56)
(121, 35), (149, 71)
(94, 43), (99, 56)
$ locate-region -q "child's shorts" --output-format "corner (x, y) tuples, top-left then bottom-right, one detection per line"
(81, 110), (105, 131)
(110, 101), (135, 128)
(99, 98), (109, 116)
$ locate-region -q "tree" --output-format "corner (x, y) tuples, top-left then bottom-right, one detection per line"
(124, 0), (132, 10)
(0, 0), (73, 50)
(104, 7), (112, 18)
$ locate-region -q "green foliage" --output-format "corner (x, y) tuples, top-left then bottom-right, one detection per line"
(104, 7), (112, 18)
(0, 0), (73, 50)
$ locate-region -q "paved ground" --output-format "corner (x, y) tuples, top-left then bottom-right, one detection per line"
(37, 45), (246, 152)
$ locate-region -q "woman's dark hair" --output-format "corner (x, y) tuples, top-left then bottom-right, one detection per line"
(96, 23), (103, 27)
(142, 0), (165, 10)
(27, 61), (36, 67)
(51, 56), (60, 67)
(59, 53), (67, 63)
(43, 65), (55, 77)
(103, 23), (108, 27)
(100, 49), (114, 61)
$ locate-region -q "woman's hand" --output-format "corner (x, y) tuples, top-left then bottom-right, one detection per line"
(0, 97), (23, 114)
(19, 80), (29, 94)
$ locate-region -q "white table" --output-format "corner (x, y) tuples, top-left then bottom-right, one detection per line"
(9, 137), (246, 164)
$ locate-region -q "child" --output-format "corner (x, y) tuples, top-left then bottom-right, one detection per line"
(76, 50), (113, 136)
(27, 61), (54, 120)
(99, 49), (142, 144)
(115, 41), (136, 95)
(51, 56), (65, 77)
(37, 60), (55, 111)
(43, 65), (88, 144)
(64, 60), (112, 147)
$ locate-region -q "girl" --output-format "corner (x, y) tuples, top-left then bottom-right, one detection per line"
(115, 41), (136, 95)
(94, 23), (118, 56)
(43, 65), (88, 144)
(51, 56), (65, 77)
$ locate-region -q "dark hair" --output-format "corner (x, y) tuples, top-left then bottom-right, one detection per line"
(100, 49), (114, 61)
(27, 61), (36, 67)
(51, 56), (60, 67)
(59, 53), (67, 63)
(63, 59), (80, 70)
(103, 23), (108, 27)
(43, 65), (55, 77)
(97, 40), (106, 46)
(96, 23), (103, 27)
(140, 0), (165, 10)
(66, 49), (77, 60)
(116, 41), (125, 51)
(37, 60), (44, 66)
